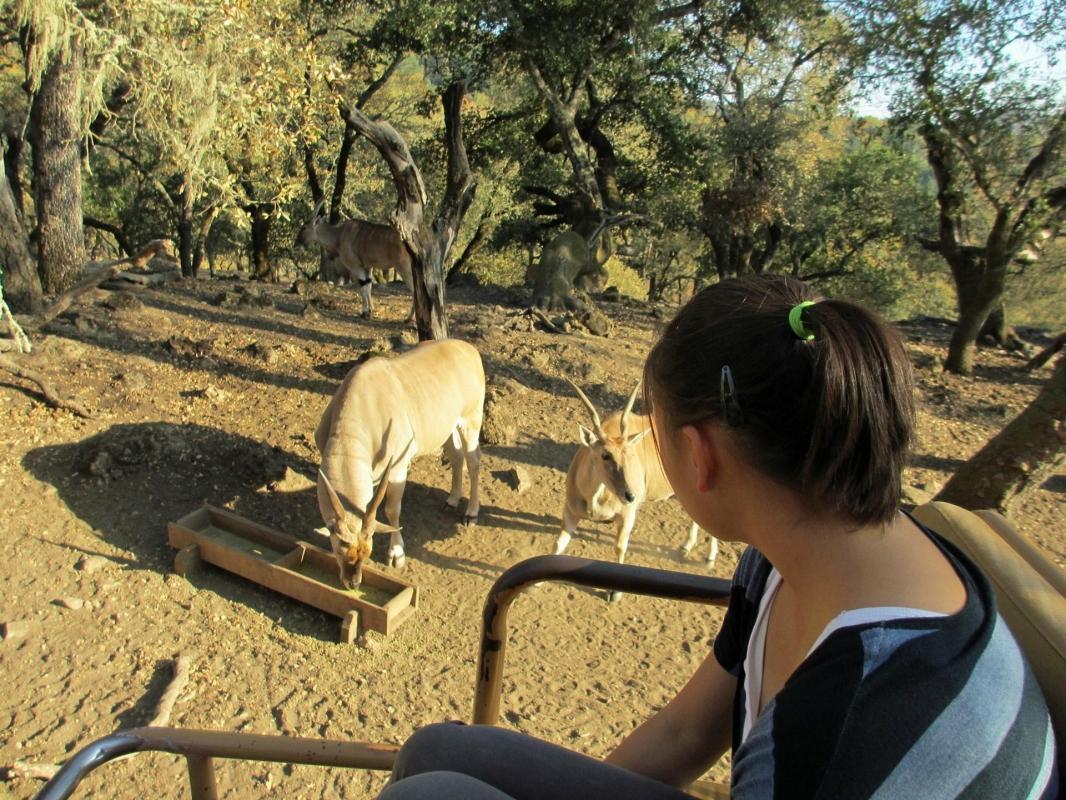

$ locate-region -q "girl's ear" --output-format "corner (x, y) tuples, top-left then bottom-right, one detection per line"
(680, 422), (719, 493)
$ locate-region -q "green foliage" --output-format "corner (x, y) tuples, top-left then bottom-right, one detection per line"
(2, 0), (1060, 332)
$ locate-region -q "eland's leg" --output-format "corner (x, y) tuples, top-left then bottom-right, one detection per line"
(707, 534), (719, 566)
(443, 431), (464, 511)
(608, 506), (639, 603)
(385, 472), (408, 569)
(457, 424), (480, 524)
(358, 274), (373, 318)
(555, 505), (580, 555)
(681, 522), (699, 558)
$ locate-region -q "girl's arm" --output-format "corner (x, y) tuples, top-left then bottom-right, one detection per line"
(604, 651), (736, 787)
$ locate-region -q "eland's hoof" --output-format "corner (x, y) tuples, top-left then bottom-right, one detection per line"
(607, 590), (624, 604)
(462, 513), (479, 526)
(389, 554), (407, 569)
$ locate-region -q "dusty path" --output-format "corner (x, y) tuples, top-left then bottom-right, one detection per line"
(0, 277), (1060, 798)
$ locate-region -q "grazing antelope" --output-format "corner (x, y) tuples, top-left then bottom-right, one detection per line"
(557, 380), (718, 600)
(296, 200), (415, 321)
(315, 339), (485, 588)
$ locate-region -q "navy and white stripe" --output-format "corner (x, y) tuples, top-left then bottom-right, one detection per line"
(713, 525), (1059, 799)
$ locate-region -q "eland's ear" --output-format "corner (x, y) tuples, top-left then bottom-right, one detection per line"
(627, 429), (651, 447)
(579, 425), (597, 447)
(374, 523), (402, 535)
(319, 470), (347, 524)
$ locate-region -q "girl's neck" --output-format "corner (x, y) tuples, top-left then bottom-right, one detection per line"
(729, 480), (966, 641)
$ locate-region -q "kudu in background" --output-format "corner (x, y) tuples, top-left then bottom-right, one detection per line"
(296, 200), (415, 321)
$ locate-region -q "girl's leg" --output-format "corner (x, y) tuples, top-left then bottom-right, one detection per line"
(378, 771), (514, 800)
(387, 722), (694, 800)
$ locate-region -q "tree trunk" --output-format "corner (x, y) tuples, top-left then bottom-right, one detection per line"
(247, 204), (273, 280)
(0, 154), (42, 313)
(934, 356), (1066, 513)
(446, 211), (490, 285)
(979, 304), (1025, 351)
(943, 253), (1005, 375)
(177, 211), (194, 278)
(3, 131), (25, 218)
(28, 37), (86, 293)
(343, 81), (475, 342)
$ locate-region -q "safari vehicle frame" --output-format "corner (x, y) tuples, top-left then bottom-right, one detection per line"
(34, 555), (732, 800)
(33, 502), (1066, 800)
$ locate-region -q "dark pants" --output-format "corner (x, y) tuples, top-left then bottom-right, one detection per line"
(377, 722), (696, 800)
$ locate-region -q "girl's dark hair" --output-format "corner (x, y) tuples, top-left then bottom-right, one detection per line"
(644, 275), (915, 525)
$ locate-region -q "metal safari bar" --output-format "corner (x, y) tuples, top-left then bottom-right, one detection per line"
(473, 555), (732, 725)
(35, 555), (730, 800)
(34, 728), (400, 800)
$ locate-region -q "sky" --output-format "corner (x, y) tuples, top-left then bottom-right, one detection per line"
(847, 39), (1064, 119)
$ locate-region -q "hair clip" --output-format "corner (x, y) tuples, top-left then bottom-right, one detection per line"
(720, 365), (743, 426)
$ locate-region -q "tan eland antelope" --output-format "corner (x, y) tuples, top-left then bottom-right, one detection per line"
(297, 200), (415, 321)
(315, 339), (485, 588)
(556, 380), (718, 600)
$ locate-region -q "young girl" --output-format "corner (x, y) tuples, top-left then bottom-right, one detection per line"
(378, 276), (1058, 799)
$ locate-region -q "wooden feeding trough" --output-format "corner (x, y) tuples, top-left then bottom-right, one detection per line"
(167, 505), (418, 643)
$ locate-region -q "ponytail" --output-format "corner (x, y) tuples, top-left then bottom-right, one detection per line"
(645, 276), (915, 525)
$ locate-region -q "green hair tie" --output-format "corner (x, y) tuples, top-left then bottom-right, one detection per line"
(788, 300), (816, 341)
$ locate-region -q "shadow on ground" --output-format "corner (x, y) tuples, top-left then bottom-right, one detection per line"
(22, 422), (515, 641)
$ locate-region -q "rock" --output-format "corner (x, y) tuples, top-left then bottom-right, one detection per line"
(1, 620), (31, 640)
(393, 329), (419, 349)
(577, 307), (611, 336)
(210, 291), (241, 308)
(902, 483), (934, 507)
(269, 467), (316, 494)
(68, 312), (98, 332)
(165, 336), (214, 359)
(357, 633), (383, 652)
(244, 342), (281, 366)
(501, 466), (532, 495)
(300, 302), (321, 319)
(115, 372), (149, 391)
(102, 291), (144, 312)
(75, 555), (111, 574)
(55, 597), (85, 610)
(37, 335), (85, 359)
(600, 286), (621, 303)
(237, 287), (274, 308)
(81, 449), (114, 477)
(481, 395), (517, 446)
(204, 385), (228, 402)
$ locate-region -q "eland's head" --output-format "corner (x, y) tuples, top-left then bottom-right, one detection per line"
(318, 458), (401, 589)
(569, 379), (650, 504)
(296, 198), (327, 249)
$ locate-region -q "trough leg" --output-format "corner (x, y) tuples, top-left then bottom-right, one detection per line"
(341, 610), (360, 644)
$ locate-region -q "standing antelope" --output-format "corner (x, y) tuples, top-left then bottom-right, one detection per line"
(297, 200), (415, 321)
(316, 339), (485, 588)
(557, 380), (717, 600)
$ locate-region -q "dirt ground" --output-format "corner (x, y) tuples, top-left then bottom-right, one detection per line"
(0, 275), (1062, 799)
